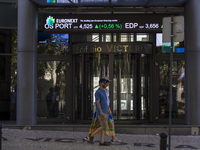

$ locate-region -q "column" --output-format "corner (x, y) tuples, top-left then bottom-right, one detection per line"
(185, 0), (200, 125)
(17, 0), (38, 125)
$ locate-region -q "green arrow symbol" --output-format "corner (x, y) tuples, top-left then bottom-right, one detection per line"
(95, 25), (98, 29)
(161, 25), (163, 29)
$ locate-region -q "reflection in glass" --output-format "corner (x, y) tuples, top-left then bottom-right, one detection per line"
(37, 61), (66, 119)
(130, 100), (133, 110)
(92, 33), (99, 42)
(57, 0), (78, 3)
(130, 78), (133, 93)
(113, 54), (135, 120)
(156, 33), (184, 54)
(113, 100), (117, 111)
(121, 100), (127, 110)
(136, 33), (149, 42)
(113, 53), (149, 120)
(140, 54), (148, 119)
(74, 54), (109, 120)
(120, 33), (134, 42)
(102, 33), (112, 42)
(0, 56), (16, 120)
(113, 33), (117, 42)
(74, 55), (82, 120)
(93, 77), (100, 112)
(37, 32), (69, 55)
(91, 54), (109, 117)
(10, 55), (17, 120)
(0, 56), (5, 80)
(159, 61), (185, 118)
(121, 78), (127, 93)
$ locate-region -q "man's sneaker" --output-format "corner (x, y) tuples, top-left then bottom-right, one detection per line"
(84, 136), (90, 142)
(89, 134), (94, 144)
(99, 142), (110, 146)
(111, 138), (121, 144)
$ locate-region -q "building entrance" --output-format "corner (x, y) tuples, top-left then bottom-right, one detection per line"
(73, 43), (151, 122)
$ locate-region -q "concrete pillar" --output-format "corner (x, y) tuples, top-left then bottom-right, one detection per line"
(185, 0), (200, 125)
(17, 0), (38, 125)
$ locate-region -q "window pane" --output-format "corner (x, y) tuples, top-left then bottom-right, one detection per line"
(120, 33), (134, 42)
(156, 33), (185, 54)
(0, 55), (17, 120)
(136, 33), (149, 41)
(130, 33), (134, 42)
(105, 33), (112, 42)
(37, 61), (66, 119)
(113, 33), (117, 42)
(159, 61), (185, 119)
(102, 33), (112, 42)
(120, 33), (128, 42)
(38, 32), (69, 55)
(92, 33), (99, 42)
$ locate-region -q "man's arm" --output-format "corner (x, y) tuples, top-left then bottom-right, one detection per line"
(96, 100), (104, 117)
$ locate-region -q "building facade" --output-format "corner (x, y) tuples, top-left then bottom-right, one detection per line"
(1, 0), (199, 126)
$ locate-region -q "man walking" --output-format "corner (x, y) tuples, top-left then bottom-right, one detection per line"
(89, 78), (110, 146)
(84, 77), (121, 144)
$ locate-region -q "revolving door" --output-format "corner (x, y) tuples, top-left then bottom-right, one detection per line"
(113, 53), (149, 120)
(74, 52), (150, 122)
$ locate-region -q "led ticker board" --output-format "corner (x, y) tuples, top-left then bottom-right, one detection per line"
(40, 14), (168, 33)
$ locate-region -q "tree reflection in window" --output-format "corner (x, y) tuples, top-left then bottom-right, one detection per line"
(159, 61), (185, 118)
(37, 32), (69, 55)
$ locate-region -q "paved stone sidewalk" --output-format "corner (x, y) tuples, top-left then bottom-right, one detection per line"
(2, 128), (200, 150)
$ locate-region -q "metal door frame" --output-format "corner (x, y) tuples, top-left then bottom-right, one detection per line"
(72, 42), (153, 124)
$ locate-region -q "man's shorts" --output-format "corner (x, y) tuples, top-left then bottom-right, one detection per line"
(98, 114), (109, 128)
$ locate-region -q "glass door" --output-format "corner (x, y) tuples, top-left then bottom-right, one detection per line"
(113, 53), (134, 120)
(74, 53), (109, 121)
(140, 54), (149, 119)
(74, 52), (150, 122)
(113, 53), (149, 120)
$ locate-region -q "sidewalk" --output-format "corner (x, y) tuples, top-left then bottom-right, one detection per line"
(2, 128), (200, 150)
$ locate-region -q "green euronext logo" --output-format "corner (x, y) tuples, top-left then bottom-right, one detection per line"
(46, 16), (55, 26)
(47, 0), (56, 3)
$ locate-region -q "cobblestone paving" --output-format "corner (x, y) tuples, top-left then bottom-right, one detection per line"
(2, 128), (200, 150)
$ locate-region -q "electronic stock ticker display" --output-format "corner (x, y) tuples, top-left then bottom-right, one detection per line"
(42, 14), (165, 32)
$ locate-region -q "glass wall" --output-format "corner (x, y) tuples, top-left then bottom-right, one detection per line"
(38, 32), (69, 54)
(37, 32), (70, 122)
(102, 33), (112, 42)
(155, 32), (185, 120)
(156, 33), (184, 54)
(74, 55), (82, 120)
(0, 30), (17, 121)
(91, 33), (151, 43)
(158, 61), (185, 118)
(136, 33), (149, 42)
(120, 33), (134, 42)
(37, 61), (66, 118)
